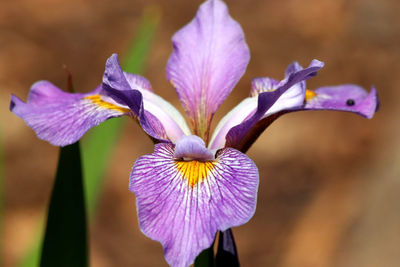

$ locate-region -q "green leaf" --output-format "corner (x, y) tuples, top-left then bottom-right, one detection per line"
(194, 241), (215, 267)
(40, 142), (88, 267)
(123, 6), (160, 74)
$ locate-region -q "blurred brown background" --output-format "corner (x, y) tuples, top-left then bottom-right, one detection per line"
(2, 0), (399, 266)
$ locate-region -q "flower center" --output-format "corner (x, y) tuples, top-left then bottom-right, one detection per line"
(174, 160), (216, 187)
(173, 135), (215, 161)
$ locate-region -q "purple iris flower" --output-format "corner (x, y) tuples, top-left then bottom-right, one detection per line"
(10, 0), (378, 266)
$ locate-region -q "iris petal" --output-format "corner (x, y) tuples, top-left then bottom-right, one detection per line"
(130, 143), (258, 267)
(303, 85), (379, 119)
(209, 59), (324, 150)
(10, 81), (130, 146)
(103, 54), (190, 143)
(166, 0), (250, 142)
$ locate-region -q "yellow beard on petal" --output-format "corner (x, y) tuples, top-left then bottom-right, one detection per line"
(84, 94), (130, 113)
(174, 160), (216, 187)
(305, 89), (317, 101)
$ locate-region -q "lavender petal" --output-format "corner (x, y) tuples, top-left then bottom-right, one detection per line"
(130, 143), (258, 267)
(10, 81), (130, 146)
(102, 54), (190, 142)
(166, 0), (250, 140)
(303, 84), (379, 118)
(210, 60), (323, 150)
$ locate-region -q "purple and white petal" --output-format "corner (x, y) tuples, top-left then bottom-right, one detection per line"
(174, 135), (214, 161)
(130, 143), (258, 267)
(224, 59), (323, 150)
(209, 60), (324, 150)
(249, 77), (279, 97)
(124, 72), (153, 92)
(166, 0), (250, 140)
(303, 85), (379, 119)
(10, 81), (130, 146)
(103, 54), (190, 142)
(209, 97), (257, 150)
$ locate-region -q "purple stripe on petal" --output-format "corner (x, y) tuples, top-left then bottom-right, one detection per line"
(216, 60), (323, 151)
(102, 85), (170, 143)
(102, 54), (190, 143)
(10, 81), (129, 146)
(166, 0), (250, 141)
(285, 61), (304, 77)
(124, 72), (153, 92)
(303, 85), (379, 119)
(130, 143), (258, 267)
(222, 84), (378, 154)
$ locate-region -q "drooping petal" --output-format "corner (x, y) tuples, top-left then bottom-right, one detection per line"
(166, 0), (250, 141)
(130, 143), (258, 267)
(303, 85), (379, 118)
(10, 81), (130, 146)
(102, 54), (190, 143)
(209, 59), (324, 150)
(220, 84), (378, 153)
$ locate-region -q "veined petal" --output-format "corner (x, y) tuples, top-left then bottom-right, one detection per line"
(166, 0), (250, 141)
(130, 143), (258, 267)
(103, 54), (190, 143)
(10, 81), (130, 146)
(303, 85), (379, 118)
(220, 83), (378, 153)
(209, 60), (324, 150)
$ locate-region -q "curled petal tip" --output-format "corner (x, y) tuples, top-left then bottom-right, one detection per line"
(310, 59), (325, 68)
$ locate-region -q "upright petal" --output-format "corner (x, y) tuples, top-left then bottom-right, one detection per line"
(166, 0), (250, 142)
(303, 85), (379, 118)
(209, 60), (324, 150)
(103, 54), (190, 143)
(130, 143), (258, 267)
(10, 81), (130, 146)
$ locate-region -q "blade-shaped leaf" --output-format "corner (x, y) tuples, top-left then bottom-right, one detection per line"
(40, 142), (88, 267)
(216, 229), (240, 267)
(194, 241), (215, 267)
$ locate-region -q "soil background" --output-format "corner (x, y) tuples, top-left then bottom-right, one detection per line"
(2, 0), (400, 266)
